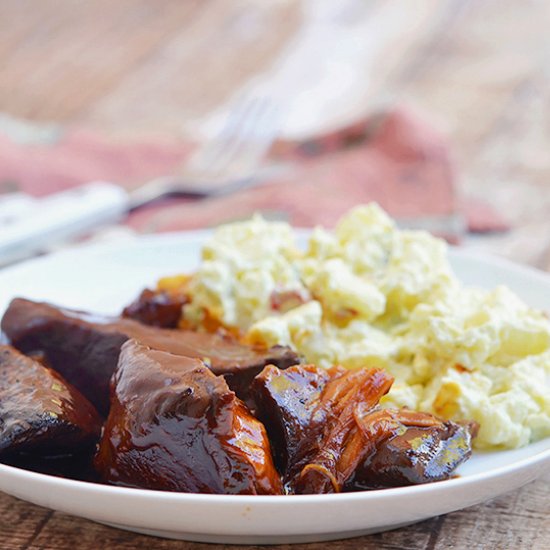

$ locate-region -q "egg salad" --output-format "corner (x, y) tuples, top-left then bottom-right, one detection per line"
(178, 204), (550, 450)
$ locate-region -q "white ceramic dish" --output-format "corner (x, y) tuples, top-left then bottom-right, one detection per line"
(0, 232), (549, 545)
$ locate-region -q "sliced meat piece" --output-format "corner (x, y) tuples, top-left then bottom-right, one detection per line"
(292, 367), (394, 494)
(122, 288), (187, 328)
(253, 364), (476, 494)
(95, 340), (282, 494)
(252, 364), (333, 473)
(347, 413), (477, 489)
(253, 364), (394, 492)
(0, 345), (101, 458)
(1, 298), (300, 416)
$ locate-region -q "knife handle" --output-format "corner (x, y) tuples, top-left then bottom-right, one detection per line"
(0, 182), (128, 266)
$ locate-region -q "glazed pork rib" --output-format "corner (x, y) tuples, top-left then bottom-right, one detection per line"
(252, 364), (476, 493)
(0, 345), (101, 458)
(95, 340), (282, 494)
(121, 288), (188, 328)
(347, 415), (478, 489)
(1, 298), (300, 416)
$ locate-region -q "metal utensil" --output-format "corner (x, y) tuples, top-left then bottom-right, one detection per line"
(130, 87), (281, 208)
(0, 88), (282, 266)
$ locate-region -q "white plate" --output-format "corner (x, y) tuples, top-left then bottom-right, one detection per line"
(0, 232), (549, 545)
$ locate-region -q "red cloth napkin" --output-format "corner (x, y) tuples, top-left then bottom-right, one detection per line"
(0, 108), (508, 238)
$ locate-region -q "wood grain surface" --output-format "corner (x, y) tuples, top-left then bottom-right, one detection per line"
(0, 0), (549, 548)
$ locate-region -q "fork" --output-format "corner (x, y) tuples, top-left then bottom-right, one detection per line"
(129, 88), (282, 209)
(0, 87), (283, 266)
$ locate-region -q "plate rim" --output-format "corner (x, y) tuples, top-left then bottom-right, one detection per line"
(2, 227), (550, 286)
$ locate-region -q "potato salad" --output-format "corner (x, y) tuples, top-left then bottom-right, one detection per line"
(180, 204), (550, 449)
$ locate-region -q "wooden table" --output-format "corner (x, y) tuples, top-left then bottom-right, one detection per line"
(0, 1), (549, 548)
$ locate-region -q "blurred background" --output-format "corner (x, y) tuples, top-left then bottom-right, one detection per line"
(0, 0), (549, 268)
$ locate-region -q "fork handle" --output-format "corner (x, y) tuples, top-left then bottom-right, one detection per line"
(0, 182), (128, 266)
